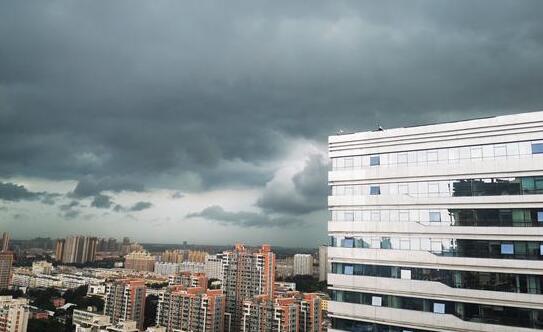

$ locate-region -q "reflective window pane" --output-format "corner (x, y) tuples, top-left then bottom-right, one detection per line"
(370, 155), (380, 166)
(532, 143), (543, 154)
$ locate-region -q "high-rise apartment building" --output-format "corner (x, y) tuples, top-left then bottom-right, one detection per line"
(160, 250), (184, 263)
(55, 236), (97, 264)
(204, 254), (224, 281)
(124, 251), (156, 272)
(0, 253), (12, 290)
(242, 292), (322, 332)
(318, 246), (328, 282)
(0, 296), (29, 332)
(0, 233), (9, 253)
(104, 279), (146, 330)
(293, 254), (313, 276)
(156, 285), (225, 332)
(328, 112), (543, 331)
(221, 244), (276, 332)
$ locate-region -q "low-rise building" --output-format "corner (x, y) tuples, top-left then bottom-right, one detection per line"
(32, 261), (53, 275)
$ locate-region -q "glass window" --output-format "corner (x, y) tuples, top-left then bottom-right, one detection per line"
(471, 147), (483, 159)
(428, 183), (439, 194)
(427, 150), (438, 162)
(501, 243), (514, 255)
(400, 239), (410, 250)
(370, 186), (381, 195)
(540, 245), (543, 256)
(344, 265), (354, 275)
(401, 269), (411, 280)
(494, 145), (507, 157)
(398, 153), (408, 164)
(344, 158), (353, 168)
(371, 296), (382, 306)
(538, 211), (543, 223)
(429, 212), (441, 222)
(399, 184), (409, 194)
(532, 143), (543, 154)
(370, 156), (380, 166)
(433, 303), (445, 314)
(343, 238), (354, 248)
(344, 211), (354, 221)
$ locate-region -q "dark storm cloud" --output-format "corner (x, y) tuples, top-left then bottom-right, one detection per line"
(71, 177), (144, 198)
(113, 201), (153, 212)
(187, 205), (303, 228)
(257, 155), (328, 215)
(129, 201), (152, 211)
(1, 0), (543, 212)
(91, 194), (114, 209)
(0, 182), (57, 203)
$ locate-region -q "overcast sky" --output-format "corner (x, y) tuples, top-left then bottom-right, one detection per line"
(1, 1), (543, 247)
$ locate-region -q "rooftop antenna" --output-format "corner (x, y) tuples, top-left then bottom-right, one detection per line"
(337, 129), (344, 135)
(376, 123), (384, 131)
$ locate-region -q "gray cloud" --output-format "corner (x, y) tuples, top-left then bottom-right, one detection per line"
(257, 155), (328, 215)
(187, 205), (303, 228)
(1, 1), (543, 244)
(91, 194), (114, 209)
(1, 0), (542, 194)
(0, 182), (57, 203)
(71, 176), (144, 198)
(129, 201), (152, 211)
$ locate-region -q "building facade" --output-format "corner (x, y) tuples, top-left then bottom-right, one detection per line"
(0, 234), (9, 253)
(124, 251), (156, 272)
(0, 296), (29, 332)
(318, 246), (328, 282)
(0, 253), (12, 290)
(104, 279), (146, 330)
(242, 292), (322, 332)
(55, 236), (98, 264)
(204, 254), (224, 281)
(156, 285), (225, 332)
(222, 244), (276, 332)
(293, 254), (313, 276)
(328, 111), (543, 331)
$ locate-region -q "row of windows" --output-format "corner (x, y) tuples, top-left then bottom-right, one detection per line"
(330, 236), (543, 260)
(330, 290), (543, 329)
(331, 263), (543, 294)
(331, 208), (543, 226)
(331, 318), (436, 332)
(332, 141), (543, 170)
(331, 177), (543, 197)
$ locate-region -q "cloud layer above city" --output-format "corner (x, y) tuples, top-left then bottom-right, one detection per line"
(1, 0), (543, 246)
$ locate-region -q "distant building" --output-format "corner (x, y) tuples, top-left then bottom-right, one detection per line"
(160, 250), (183, 263)
(187, 250), (208, 263)
(32, 260), (53, 275)
(242, 292), (322, 332)
(0, 253), (13, 290)
(55, 236), (98, 264)
(204, 254), (223, 281)
(168, 272), (208, 288)
(0, 296), (29, 332)
(276, 257), (294, 279)
(105, 321), (139, 332)
(153, 262), (180, 276)
(221, 244), (275, 332)
(318, 246), (328, 282)
(73, 308), (111, 331)
(178, 261), (204, 273)
(156, 285), (225, 332)
(124, 251), (156, 272)
(0, 233), (9, 252)
(104, 279), (146, 330)
(293, 254), (313, 276)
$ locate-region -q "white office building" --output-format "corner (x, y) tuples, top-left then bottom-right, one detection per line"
(293, 254), (313, 276)
(328, 111), (543, 331)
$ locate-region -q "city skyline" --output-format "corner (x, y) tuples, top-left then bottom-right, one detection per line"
(2, 1), (543, 247)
